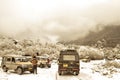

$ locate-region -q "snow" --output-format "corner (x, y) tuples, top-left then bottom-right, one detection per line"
(81, 60), (120, 80)
(0, 60), (120, 80)
(0, 67), (57, 80)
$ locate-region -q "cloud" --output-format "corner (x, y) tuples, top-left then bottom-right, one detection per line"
(0, 0), (120, 42)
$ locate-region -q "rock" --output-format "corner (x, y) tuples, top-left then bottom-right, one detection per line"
(92, 67), (100, 72)
(104, 61), (120, 68)
(102, 70), (109, 75)
(81, 67), (85, 69)
(108, 74), (113, 78)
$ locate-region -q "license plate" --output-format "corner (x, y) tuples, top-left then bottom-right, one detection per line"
(63, 64), (68, 67)
(29, 68), (32, 70)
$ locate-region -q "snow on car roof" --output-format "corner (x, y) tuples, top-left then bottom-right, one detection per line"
(3, 54), (24, 58)
(37, 56), (49, 58)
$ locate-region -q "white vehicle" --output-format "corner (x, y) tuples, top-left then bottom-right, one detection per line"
(37, 56), (51, 68)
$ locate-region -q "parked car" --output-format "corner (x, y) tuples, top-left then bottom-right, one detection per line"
(1, 55), (33, 75)
(58, 49), (80, 75)
(37, 56), (51, 68)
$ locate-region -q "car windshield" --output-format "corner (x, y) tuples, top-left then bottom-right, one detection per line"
(15, 57), (29, 62)
(37, 56), (48, 60)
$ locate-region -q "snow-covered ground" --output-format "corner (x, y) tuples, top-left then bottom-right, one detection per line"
(0, 63), (58, 80)
(81, 60), (120, 80)
(0, 60), (120, 80)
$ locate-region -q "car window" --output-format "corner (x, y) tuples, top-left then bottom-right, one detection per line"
(63, 55), (75, 61)
(6, 57), (11, 62)
(16, 58), (21, 62)
(12, 57), (15, 62)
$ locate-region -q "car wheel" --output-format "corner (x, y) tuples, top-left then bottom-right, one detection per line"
(47, 65), (51, 68)
(30, 70), (33, 73)
(73, 72), (78, 75)
(17, 67), (23, 75)
(39, 63), (44, 68)
(59, 72), (61, 75)
(3, 66), (8, 72)
(59, 71), (64, 75)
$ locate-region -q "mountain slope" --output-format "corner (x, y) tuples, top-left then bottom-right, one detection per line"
(63, 25), (120, 47)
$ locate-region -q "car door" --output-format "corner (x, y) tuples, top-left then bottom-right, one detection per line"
(10, 57), (17, 70)
(5, 57), (12, 69)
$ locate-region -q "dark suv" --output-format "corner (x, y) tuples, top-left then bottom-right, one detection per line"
(1, 55), (33, 75)
(58, 49), (80, 75)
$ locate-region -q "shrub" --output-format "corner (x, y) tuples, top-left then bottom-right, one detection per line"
(79, 46), (104, 60)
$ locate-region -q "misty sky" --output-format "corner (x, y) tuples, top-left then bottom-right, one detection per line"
(0, 0), (120, 42)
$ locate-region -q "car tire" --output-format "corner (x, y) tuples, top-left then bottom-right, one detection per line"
(3, 66), (8, 72)
(47, 65), (51, 68)
(30, 71), (33, 73)
(59, 71), (64, 75)
(59, 72), (61, 75)
(39, 63), (44, 68)
(17, 67), (23, 75)
(73, 72), (79, 75)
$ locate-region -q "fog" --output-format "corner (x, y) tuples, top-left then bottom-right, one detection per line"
(0, 0), (120, 42)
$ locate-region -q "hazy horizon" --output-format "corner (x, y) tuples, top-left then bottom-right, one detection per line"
(0, 0), (120, 42)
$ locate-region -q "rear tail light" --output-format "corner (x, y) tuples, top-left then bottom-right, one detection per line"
(47, 59), (50, 63)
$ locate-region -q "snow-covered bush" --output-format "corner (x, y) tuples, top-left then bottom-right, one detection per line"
(3, 49), (16, 55)
(0, 34), (71, 59)
(103, 61), (120, 68)
(79, 46), (104, 60)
